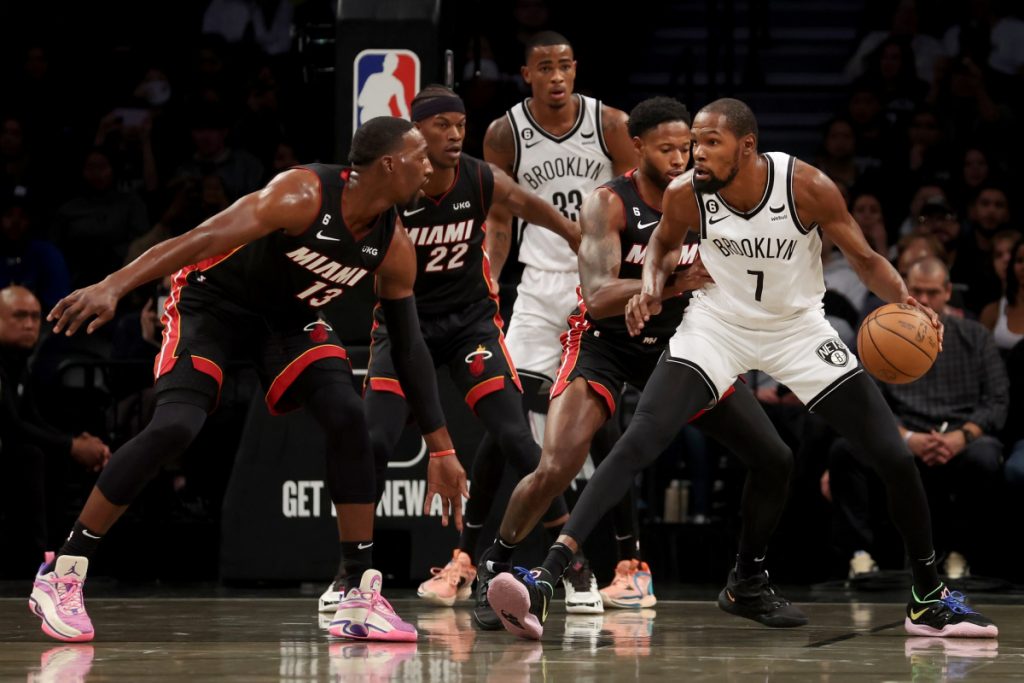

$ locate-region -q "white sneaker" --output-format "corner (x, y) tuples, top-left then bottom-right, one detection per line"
(319, 578), (346, 613)
(849, 550), (879, 579)
(563, 558), (603, 614)
(943, 551), (970, 581)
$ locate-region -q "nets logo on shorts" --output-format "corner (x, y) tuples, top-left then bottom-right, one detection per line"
(353, 49), (420, 130)
(816, 338), (849, 367)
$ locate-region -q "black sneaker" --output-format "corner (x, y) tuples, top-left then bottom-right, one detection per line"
(472, 559), (506, 630)
(905, 584), (998, 638)
(717, 569), (808, 627)
(488, 566), (555, 640)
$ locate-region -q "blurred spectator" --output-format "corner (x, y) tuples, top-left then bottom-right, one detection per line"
(50, 149), (149, 289)
(980, 235), (1024, 351)
(912, 197), (985, 298)
(901, 106), (955, 189)
(815, 118), (862, 193)
(895, 233), (946, 277)
(231, 66), (286, 171)
(271, 141), (300, 174)
(202, 0), (294, 56)
(851, 37), (930, 133)
(491, 0), (553, 95)
(175, 103), (264, 201)
(942, 1), (1024, 82)
(845, 86), (891, 165)
(851, 191), (889, 256)
(827, 257), (1006, 579)
(94, 108), (159, 198)
(0, 286), (110, 577)
(0, 115), (46, 208)
(126, 174), (229, 264)
(949, 146), (995, 213)
(846, 0), (947, 84)
(962, 185), (1013, 312)
(926, 54), (1009, 153)
(0, 191), (70, 310)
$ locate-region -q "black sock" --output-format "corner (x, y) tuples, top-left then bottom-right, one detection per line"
(459, 521), (485, 560)
(488, 536), (518, 564)
(910, 550), (942, 597)
(335, 541), (373, 588)
(540, 541), (574, 582)
(616, 534), (640, 562)
(735, 551), (766, 580)
(51, 520), (103, 571)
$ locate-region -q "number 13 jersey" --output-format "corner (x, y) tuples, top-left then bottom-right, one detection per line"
(508, 94), (613, 272)
(692, 151), (825, 329)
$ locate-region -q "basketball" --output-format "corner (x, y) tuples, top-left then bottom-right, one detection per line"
(856, 303), (939, 384)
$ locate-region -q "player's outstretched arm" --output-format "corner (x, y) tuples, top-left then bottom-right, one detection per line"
(626, 177), (698, 335)
(48, 169), (320, 336)
(377, 228), (468, 529)
(797, 161), (943, 347)
(490, 164), (580, 252)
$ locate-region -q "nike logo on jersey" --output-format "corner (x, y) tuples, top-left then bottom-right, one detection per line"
(770, 204), (785, 213)
(637, 220), (658, 230)
(708, 215), (728, 224)
(403, 207), (426, 216)
(316, 230), (341, 242)
(524, 140), (543, 149)
(580, 129), (595, 138)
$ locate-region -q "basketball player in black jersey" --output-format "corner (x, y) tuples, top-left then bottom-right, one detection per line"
(486, 97), (806, 636)
(491, 99), (997, 640)
(322, 86), (574, 619)
(31, 117), (466, 643)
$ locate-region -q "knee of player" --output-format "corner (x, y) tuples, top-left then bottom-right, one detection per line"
(534, 456), (577, 495)
(147, 419), (202, 452)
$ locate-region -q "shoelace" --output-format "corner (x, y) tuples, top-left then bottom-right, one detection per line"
(368, 590), (399, 616)
(610, 566), (633, 589)
(513, 566), (542, 588)
(939, 590), (977, 615)
(55, 577), (84, 613)
(428, 562), (461, 587)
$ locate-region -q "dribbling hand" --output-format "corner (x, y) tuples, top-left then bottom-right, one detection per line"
(425, 453), (470, 531)
(626, 293), (662, 337)
(904, 295), (944, 352)
(49, 281), (120, 336)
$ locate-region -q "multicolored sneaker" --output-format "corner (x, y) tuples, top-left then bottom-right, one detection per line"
(328, 569), (417, 642)
(717, 568), (808, 627)
(472, 558), (505, 630)
(488, 566), (555, 641)
(417, 549), (476, 607)
(319, 577), (349, 613)
(563, 558), (603, 614)
(904, 584), (998, 638)
(600, 559), (657, 609)
(30, 553), (94, 642)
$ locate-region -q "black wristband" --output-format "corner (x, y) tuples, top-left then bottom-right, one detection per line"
(379, 296), (446, 433)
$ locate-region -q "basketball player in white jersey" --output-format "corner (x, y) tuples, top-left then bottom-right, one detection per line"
(469, 30), (636, 625)
(489, 98), (998, 641)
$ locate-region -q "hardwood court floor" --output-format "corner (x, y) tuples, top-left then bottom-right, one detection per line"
(2, 590), (1022, 682)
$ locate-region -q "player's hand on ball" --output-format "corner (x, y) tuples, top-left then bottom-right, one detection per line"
(626, 293), (661, 336)
(905, 295), (944, 352)
(426, 453), (469, 531)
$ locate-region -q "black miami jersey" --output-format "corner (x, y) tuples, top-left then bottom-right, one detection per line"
(399, 154), (494, 317)
(585, 169), (698, 341)
(180, 163), (396, 322)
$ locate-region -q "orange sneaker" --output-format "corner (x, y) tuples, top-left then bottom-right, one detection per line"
(599, 559), (657, 609)
(416, 549), (476, 607)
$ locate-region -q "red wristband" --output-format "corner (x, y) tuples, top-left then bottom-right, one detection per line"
(429, 449), (456, 459)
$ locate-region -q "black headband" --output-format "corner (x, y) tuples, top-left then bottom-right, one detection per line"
(412, 96), (466, 121)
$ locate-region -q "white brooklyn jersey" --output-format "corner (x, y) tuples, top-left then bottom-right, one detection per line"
(692, 152), (825, 328)
(508, 94), (613, 272)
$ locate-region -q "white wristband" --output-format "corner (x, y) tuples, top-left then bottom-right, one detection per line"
(903, 431), (915, 443)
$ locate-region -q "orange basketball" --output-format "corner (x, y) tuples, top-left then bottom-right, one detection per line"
(856, 303), (939, 384)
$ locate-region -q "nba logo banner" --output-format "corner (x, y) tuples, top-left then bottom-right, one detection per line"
(353, 49), (420, 129)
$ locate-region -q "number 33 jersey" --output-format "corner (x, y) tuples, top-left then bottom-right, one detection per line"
(692, 151), (825, 328)
(399, 154), (495, 317)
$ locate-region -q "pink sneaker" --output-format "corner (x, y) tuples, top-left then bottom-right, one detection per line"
(329, 569), (417, 642)
(417, 549), (476, 607)
(29, 553), (94, 642)
(600, 559), (657, 609)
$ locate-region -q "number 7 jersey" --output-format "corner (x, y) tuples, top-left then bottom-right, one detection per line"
(692, 151), (825, 328)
